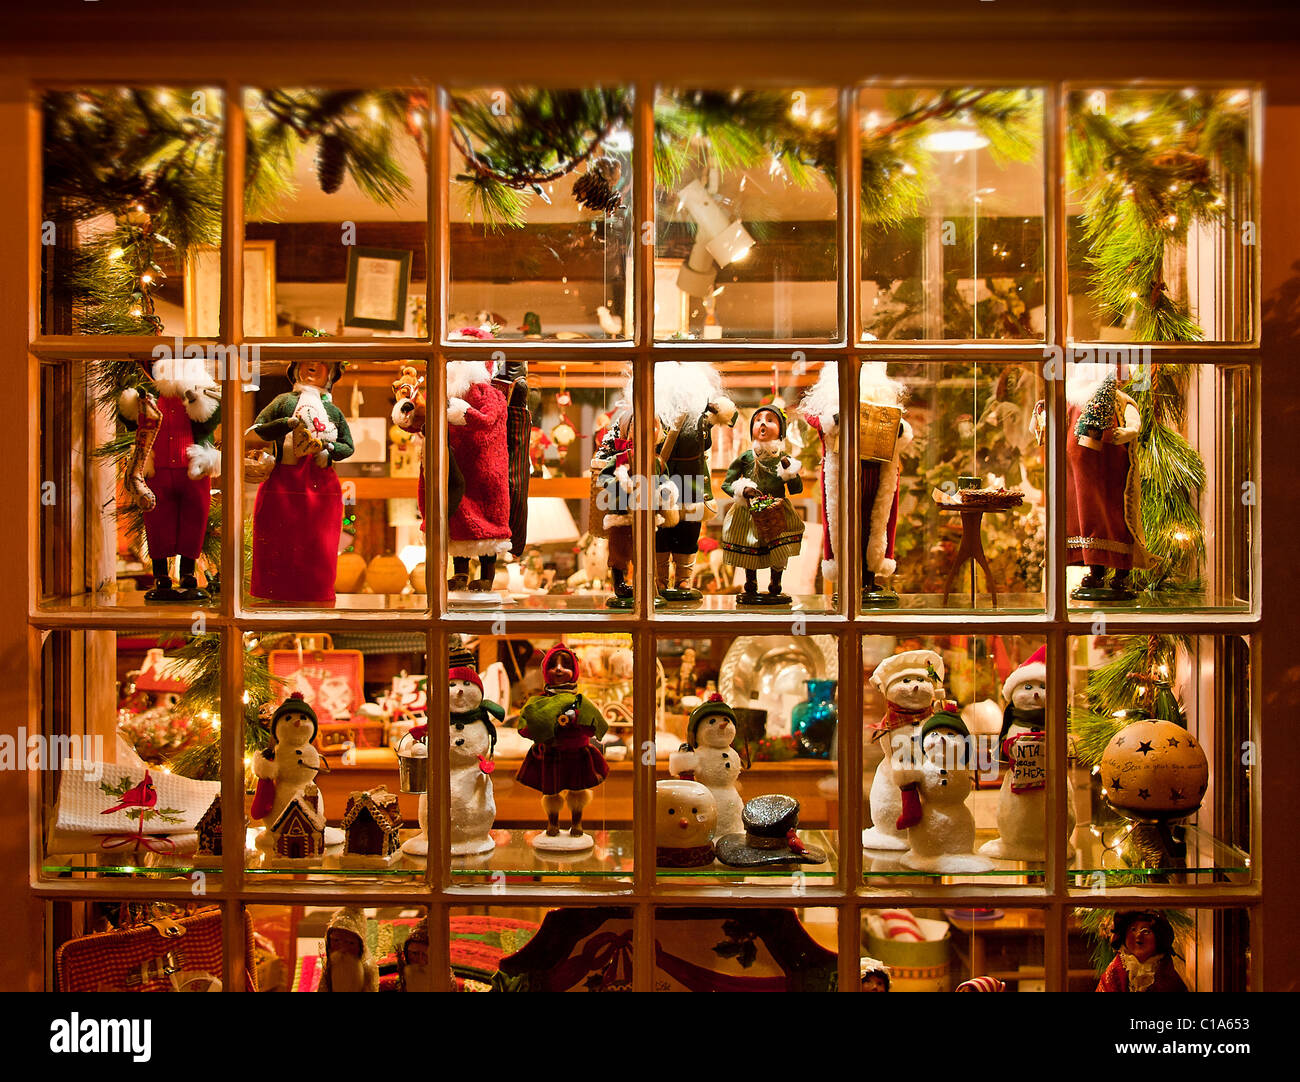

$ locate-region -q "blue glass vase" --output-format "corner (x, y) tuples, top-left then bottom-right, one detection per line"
(791, 679), (838, 759)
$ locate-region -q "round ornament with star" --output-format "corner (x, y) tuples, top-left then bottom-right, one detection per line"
(1100, 718), (1209, 819)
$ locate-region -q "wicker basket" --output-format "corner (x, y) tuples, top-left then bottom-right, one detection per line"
(859, 403), (903, 461)
(749, 496), (790, 545)
(243, 450), (275, 484)
(588, 455), (613, 539)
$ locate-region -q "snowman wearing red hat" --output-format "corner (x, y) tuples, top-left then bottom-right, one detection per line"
(979, 646), (1075, 861)
(448, 644), (504, 856)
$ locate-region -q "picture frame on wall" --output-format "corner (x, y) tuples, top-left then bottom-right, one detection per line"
(344, 246), (413, 331)
(184, 239), (276, 337)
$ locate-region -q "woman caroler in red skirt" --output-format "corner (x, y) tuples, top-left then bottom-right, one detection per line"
(246, 361), (354, 604)
(515, 645), (609, 851)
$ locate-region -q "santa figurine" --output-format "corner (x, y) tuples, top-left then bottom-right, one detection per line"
(515, 644), (609, 851)
(980, 646), (1076, 862)
(862, 649), (945, 852)
(397, 919), (439, 992)
(118, 356), (222, 602)
(246, 361), (354, 604)
(319, 906), (378, 993)
(720, 405), (805, 605)
(1065, 362), (1150, 601)
(446, 360), (512, 594)
(391, 365), (465, 541)
(250, 693), (335, 852)
(1096, 910), (1188, 993)
(858, 363), (911, 606)
(654, 362), (737, 601)
(668, 694), (748, 837)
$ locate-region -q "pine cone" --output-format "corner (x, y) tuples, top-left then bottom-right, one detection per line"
(315, 133), (348, 195)
(573, 157), (624, 213)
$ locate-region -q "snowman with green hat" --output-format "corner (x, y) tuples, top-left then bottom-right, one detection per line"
(250, 692), (342, 852)
(902, 708), (995, 873)
(669, 693), (748, 836)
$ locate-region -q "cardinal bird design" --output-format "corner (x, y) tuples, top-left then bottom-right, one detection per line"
(102, 772), (158, 814)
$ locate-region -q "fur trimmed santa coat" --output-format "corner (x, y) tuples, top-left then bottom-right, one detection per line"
(446, 362), (512, 558)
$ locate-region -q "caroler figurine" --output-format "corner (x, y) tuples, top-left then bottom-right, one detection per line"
(654, 361), (737, 601)
(446, 359), (513, 595)
(720, 404), (805, 605)
(1096, 910), (1188, 993)
(246, 361), (354, 604)
(799, 362), (910, 606)
(862, 649), (944, 852)
(668, 694), (748, 837)
(118, 356), (222, 602)
(980, 646), (1076, 862)
(319, 906), (378, 993)
(1065, 362), (1151, 601)
(250, 692), (339, 853)
(515, 644), (609, 851)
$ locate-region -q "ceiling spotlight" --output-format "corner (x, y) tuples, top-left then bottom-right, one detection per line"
(675, 178), (755, 298)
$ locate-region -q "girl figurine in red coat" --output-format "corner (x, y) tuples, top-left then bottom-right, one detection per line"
(246, 361), (354, 605)
(1096, 910), (1188, 993)
(446, 360), (512, 593)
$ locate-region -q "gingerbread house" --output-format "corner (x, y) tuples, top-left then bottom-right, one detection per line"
(270, 791), (326, 861)
(341, 786), (402, 859)
(196, 794), (222, 857)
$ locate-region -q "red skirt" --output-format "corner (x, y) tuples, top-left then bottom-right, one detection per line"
(251, 457), (342, 603)
(515, 726), (610, 795)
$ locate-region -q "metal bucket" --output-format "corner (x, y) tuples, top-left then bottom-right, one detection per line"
(396, 732), (428, 794)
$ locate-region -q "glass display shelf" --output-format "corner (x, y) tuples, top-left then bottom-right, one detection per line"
(861, 824), (1248, 884)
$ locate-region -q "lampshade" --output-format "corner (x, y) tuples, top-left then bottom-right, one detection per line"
(920, 128), (990, 152)
(526, 497), (581, 546)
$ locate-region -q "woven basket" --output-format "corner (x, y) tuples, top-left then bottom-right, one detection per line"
(243, 450), (275, 484)
(859, 403), (903, 461)
(587, 458), (611, 539)
(750, 496), (790, 545)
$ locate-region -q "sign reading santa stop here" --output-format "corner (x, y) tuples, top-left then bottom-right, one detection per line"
(1009, 732), (1046, 793)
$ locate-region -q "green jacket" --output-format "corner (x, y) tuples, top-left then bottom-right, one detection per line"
(721, 450), (801, 500)
(251, 391), (355, 463)
(519, 691), (607, 745)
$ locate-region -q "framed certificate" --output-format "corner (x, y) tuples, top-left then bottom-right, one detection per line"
(344, 246), (413, 331)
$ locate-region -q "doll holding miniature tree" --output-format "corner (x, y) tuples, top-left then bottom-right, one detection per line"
(118, 355), (222, 602)
(654, 362), (737, 601)
(515, 644), (609, 851)
(246, 360), (354, 604)
(720, 405), (805, 605)
(1065, 362), (1151, 601)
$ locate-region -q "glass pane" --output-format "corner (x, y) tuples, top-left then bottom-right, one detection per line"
(1069, 634), (1251, 887)
(448, 87), (634, 341)
(1064, 359), (1253, 612)
(41, 88), (225, 337)
(1066, 87), (1256, 343)
(862, 634), (1049, 885)
(858, 86), (1045, 342)
(652, 359), (835, 614)
(864, 907), (1046, 991)
(1072, 907), (1250, 992)
(656, 633), (839, 883)
(654, 87), (839, 341)
(243, 88), (429, 337)
(440, 357), (631, 614)
(244, 630), (427, 883)
(248, 904), (430, 991)
(855, 358), (1047, 614)
(39, 629), (224, 880)
(448, 633), (633, 886)
(243, 359), (429, 611)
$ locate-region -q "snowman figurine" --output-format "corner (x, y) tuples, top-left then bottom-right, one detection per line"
(669, 695), (747, 837)
(980, 646), (1076, 862)
(902, 709), (995, 873)
(655, 778), (718, 868)
(250, 693), (342, 852)
(448, 664), (502, 856)
(862, 650), (944, 852)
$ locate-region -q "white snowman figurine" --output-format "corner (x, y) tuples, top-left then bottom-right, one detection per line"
(862, 650), (944, 852)
(669, 695), (746, 837)
(980, 646), (1076, 861)
(448, 672), (502, 856)
(655, 778), (718, 868)
(250, 693), (343, 852)
(902, 709), (995, 873)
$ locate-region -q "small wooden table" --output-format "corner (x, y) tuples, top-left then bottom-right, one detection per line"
(936, 498), (1022, 607)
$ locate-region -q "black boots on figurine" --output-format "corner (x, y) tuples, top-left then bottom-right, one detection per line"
(450, 556), (497, 593)
(143, 558), (209, 603)
(1070, 564), (1137, 601)
(736, 568), (791, 606)
(861, 570), (900, 609)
